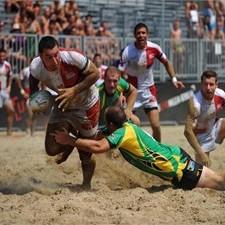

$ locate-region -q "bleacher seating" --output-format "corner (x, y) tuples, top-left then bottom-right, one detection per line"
(74, 0), (186, 37)
(0, 0), (187, 38)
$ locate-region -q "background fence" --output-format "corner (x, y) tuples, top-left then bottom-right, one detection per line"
(1, 34), (225, 82)
(0, 33), (225, 130)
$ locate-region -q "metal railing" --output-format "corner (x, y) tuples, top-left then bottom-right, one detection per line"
(0, 33), (225, 82)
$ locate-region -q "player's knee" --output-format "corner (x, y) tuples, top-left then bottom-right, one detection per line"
(7, 108), (15, 116)
(151, 124), (161, 131)
(45, 148), (58, 156)
(45, 141), (60, 156)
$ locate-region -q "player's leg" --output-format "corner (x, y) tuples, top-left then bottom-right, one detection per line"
(77, 147), (96, 189)
(26, 100), (36, 136)
(45, 121), (74, 163)
(196, 166), (225, 191)
(4, 99), (15, 136)
(145, 108), (161, 142)
(143, 85), (161, 142)
(77, 100), (100, 189)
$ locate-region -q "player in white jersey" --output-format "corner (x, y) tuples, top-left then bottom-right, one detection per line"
(184, 70), (225, 167)
(119, 23), (185, 142)
(16, 63), (37, 136)
(29, 36), (100, 189)
(0, 48), (15, 136)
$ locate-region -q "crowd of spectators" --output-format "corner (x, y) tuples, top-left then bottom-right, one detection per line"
(4, 0), (114, 37)
(185, 0), (225, 42)
(2, 0), (225, 42)
(0, 0), (120, 72)
(1, 0), (225, 75)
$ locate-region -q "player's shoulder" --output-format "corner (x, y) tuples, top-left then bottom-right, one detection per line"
(58, 48), (88, 67)
(97, 81), (104, 90)
(193, 90), (201, 99)
(123, 42), (135, 52)
(30, 57), (42, 68)
(191, 90), (202, 107)
(118, 76), (128, 86)
(59, 48), (85, 59)
(21, 66), (30, 76)
(30, 57), (43, 76)
(146, 41), (161, 50)
(215, 87), (225, 98)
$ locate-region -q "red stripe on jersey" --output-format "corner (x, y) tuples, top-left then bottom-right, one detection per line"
(145, 47), (167, 68)
(59, 62), (82, 88)
(59, 48), (85, 87)
(149, 85), (157, 98)
(146, 47), (158, 67)
(214, 95), (225, 111)
(81, 100), (100, 129)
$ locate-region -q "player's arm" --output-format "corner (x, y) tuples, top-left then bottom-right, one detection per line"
(51, 129), (110, 154)
(124, 83), (137, 110)
(123, 83), (137, 119)
(15, 75), (27, 98)
(56, 60), (99, 110)
(163, 60), (185, 89)
(6, 66), (13, 94)
(184, 98), (210, 166)
(74, 60), (99, 93)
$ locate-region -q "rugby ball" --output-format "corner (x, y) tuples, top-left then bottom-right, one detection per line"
(29, 90), (54, 113)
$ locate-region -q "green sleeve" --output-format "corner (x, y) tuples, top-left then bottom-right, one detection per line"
(105, 127), (125, 148)
(118, 77), (130, 94)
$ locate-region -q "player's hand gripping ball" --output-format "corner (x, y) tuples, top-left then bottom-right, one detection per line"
(29, 90), (54, 113)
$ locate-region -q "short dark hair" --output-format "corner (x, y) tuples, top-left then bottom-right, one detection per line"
(201, 70), (218, 82)
(134, 23), (149, 35)
(105, 106), (127, 128)
(38, 36), (59, 54)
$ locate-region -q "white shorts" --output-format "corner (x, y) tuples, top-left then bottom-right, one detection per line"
(49, 100), (100, 138)
(0, 90), (11, 108)
(134, 85), (158, 110)
(196, 118), (223, 152)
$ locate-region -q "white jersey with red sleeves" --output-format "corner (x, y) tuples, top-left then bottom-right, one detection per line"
(30, 48), (98, 110)
(193, 88), (225, 151)
(0, 60), (12, 90)
(119, 41), (168, 88)
(193, 88), (225, 131)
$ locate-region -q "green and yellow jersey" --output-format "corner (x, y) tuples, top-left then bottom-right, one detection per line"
(98, 77), (130, 127)
(106, 122), (188, 182)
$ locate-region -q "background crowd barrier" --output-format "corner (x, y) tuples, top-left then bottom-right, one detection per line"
(0, 34), (225, 81)
(0, 34), (225, 130)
